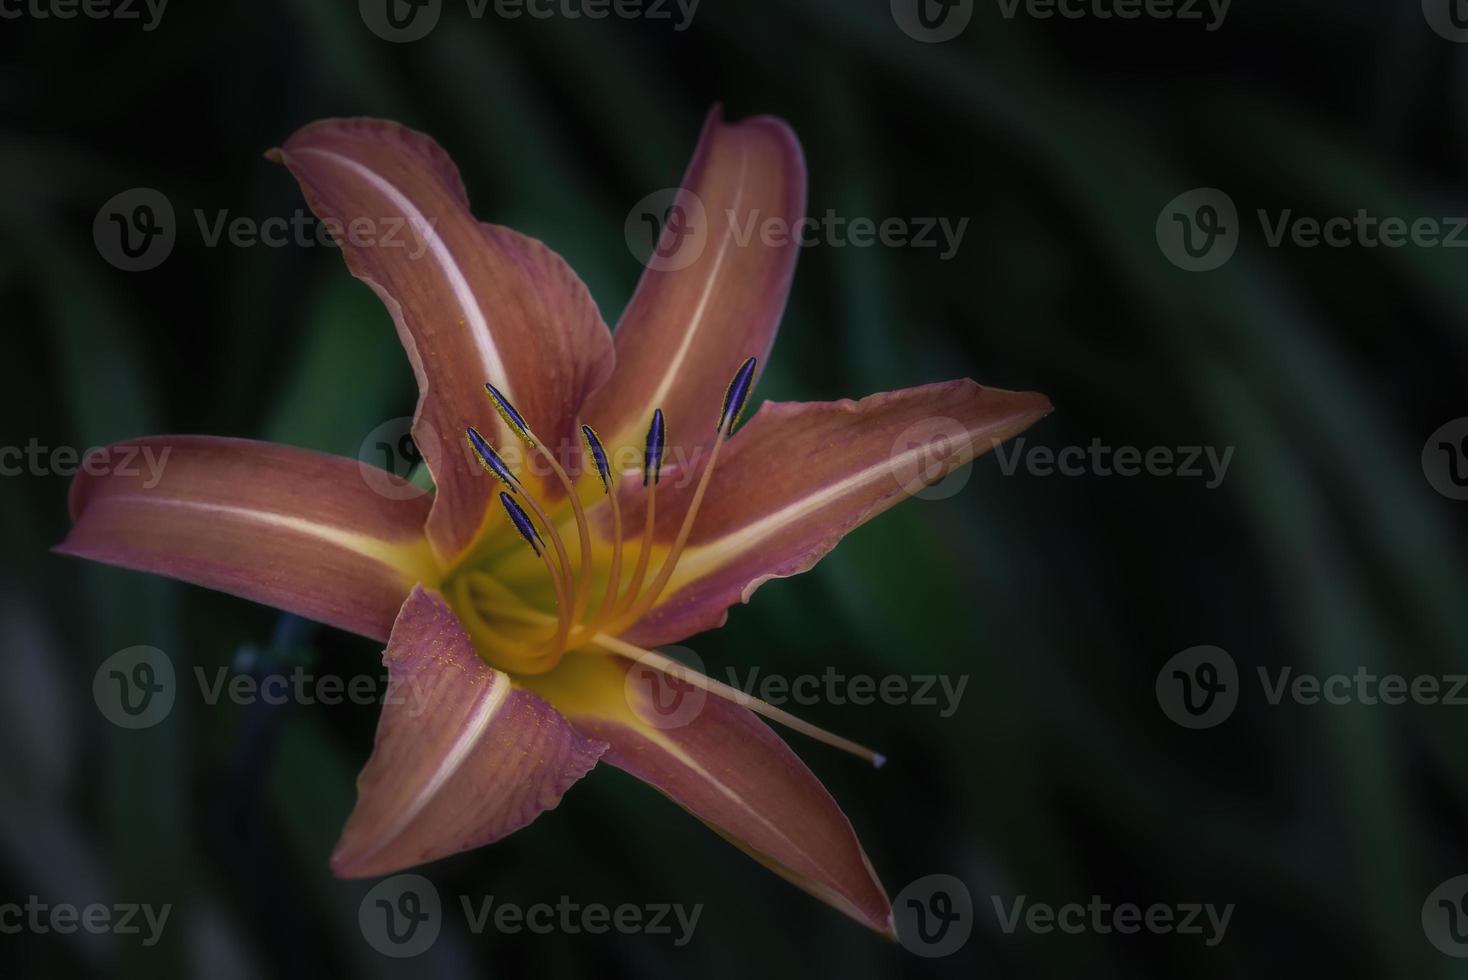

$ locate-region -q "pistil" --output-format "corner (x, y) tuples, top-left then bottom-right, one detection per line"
(592, 632), (886, 767)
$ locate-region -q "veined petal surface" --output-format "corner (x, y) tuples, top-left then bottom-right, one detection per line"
(525, 652), (893, 935)
(583, 107), (805, 468)
(622, 380), (1051, 647)
(275, 118), (615, 563)
(57, 436), (436, 640)
(332, 587), (606, 877)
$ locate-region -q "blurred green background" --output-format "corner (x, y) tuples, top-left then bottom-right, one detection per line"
(4, 0), (1468, 976)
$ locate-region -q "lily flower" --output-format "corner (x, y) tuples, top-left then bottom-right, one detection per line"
(57, 108), (1050, 936)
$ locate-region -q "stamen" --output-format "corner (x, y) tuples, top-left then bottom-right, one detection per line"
(609, 432), (723, 632)
(469, 424), (575, 602)
(497, 491), (570, 668)
(499, 490), (543, 556)
(464, 361), (758, 674)
(643, 407), (665, 487)
(612, 410), (663, 619)
(466, 426), (520, 492)
(611, 359), (755, 632)
(577, 424), (624, 641)
(717, 356), (758, 435)
(484, 382), (534, 447)
(581, 424), (612, 493)
(481, 382), (595, 626)
(593, 632), (886, 767)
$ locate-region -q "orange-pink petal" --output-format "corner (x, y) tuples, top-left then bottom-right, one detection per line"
(273, 118), (615, 564)
(624, 380), (1051, 647)
(524, 652), (893, 935)
(55, 436), (437, 641)
(582, 106), (805, 463)
(332, 587), (606, 878)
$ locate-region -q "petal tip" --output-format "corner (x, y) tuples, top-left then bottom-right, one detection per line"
(327, 848), (363, 880)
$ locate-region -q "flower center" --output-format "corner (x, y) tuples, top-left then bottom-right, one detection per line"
(442, 360), (885, 769)
(450, 359), (755, 677)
